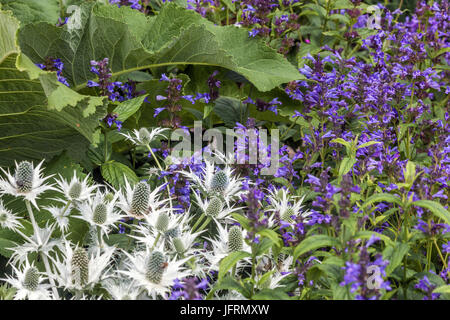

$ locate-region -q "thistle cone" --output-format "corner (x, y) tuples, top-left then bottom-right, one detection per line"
(93, 203), (107, 225)
(68, 182), (82, 200)
(145, 251), (166, 284)
(23, 266), (39, 291)
(205, 197), (223, 217)
(131, 182), (150, 217)
(71, 247), (89, 287)
(15, 161), (33, 192)
(210, 171), (229, 193)
(228, 226), (243, 252)
(155, 212), (169, 233)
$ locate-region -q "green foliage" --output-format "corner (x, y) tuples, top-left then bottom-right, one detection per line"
(18, 3), (301, 92)
(0, 11), (107, 166)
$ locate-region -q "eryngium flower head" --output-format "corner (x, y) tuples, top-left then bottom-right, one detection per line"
(172, 237), (185, 255)
(68, 182), (82, 199)
(181, 154), (245, 205)
(281, 208), (295, 223)
(74, 191), (123, 234)
(121, 127), (167, 146)
(193, 192), (242, 224)
(120, 250), (191, 298)
(145, 251), (166, 284)
(155, 212), (169, 233)
(164, 226), (179, 239)
(131, 182), (150, 218)
(15, 161), (33, 192)
(54, 171), (97, 203)
(93, 203), (107, 225)
(23, 266), (40, 291)
(118, 179), (170, 220)
(202, 223), (251, 272)
(0, 200), (21, 232)
(1, 259), (52, 300)
(205, 197), (223, 217)
(71, 247), (89, 287)
(210, 171), (229, 193)
(49, 241), (115, 291)
(266, 188), (312, 226)
(228, 226), (243, 252)
(0, 160), (55, 209)
(138, 128), (152, 145)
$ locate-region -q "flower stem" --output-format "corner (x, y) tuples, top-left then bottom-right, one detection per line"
(433, 239), (447, 269)
(191, 214), (206, 232)
(97, 226), (103, 248)
(151, 232), (161, 250)
(195, 216), (212, 233)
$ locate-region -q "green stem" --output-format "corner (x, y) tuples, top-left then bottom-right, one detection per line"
(195, 216), (212, 233)
(97, 226), (103, 248)
(191, 214), (206, 232)
(426, 240), (432, 271)
(433, 239), (448, 269)
(151, 233), (161, 250)
(61, 200), (72, 217)
(25, 200), (41, 243)
(250, 245), (256, 296)
(402, 255), (408, 300)
(280, 116), (300, 140)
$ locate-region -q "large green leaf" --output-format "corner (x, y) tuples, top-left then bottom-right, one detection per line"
(19, 3), (301, 92)
(0, 0), (60, 25)
(0, 10), (107, 166)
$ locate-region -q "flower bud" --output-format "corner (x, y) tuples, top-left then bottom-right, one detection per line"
(172, 237), (185, 255)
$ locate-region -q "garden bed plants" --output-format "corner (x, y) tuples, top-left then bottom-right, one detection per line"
(0, 0), (448, 300)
